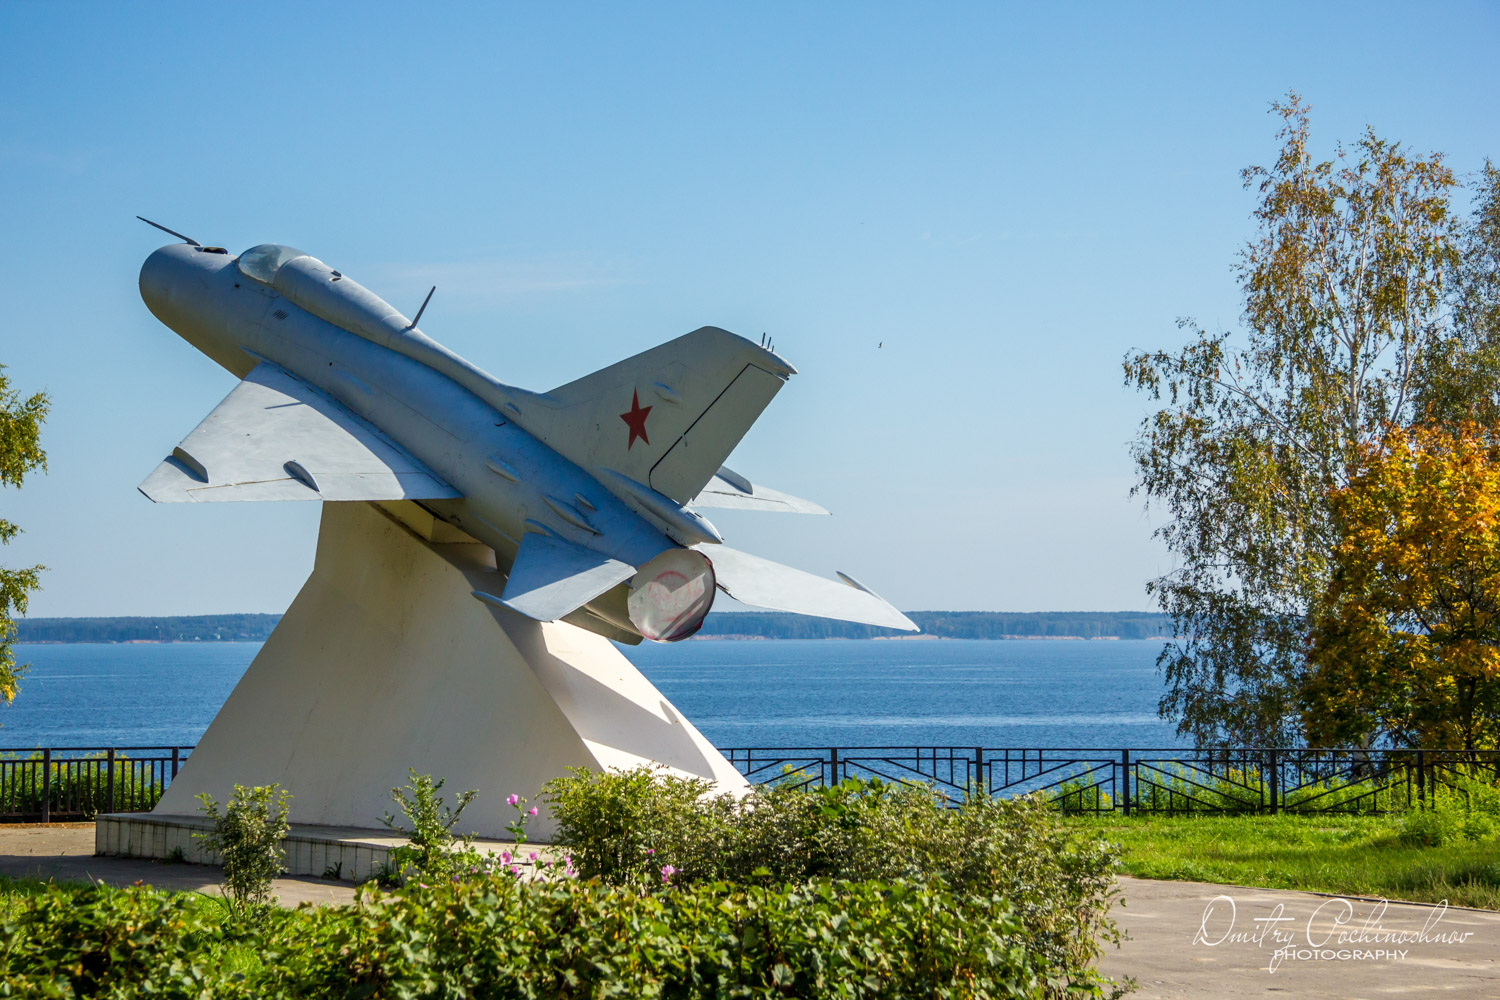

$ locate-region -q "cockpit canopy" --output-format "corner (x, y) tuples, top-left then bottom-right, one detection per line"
(237, 244), (309, 285)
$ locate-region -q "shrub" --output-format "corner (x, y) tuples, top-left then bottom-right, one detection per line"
(291, 877), (1066, 999)
(1397, 774), (1500, 846)
(379, 769), (478, 882)
(540, 765), (728, 886)
(544, 767), (1121, 990)
(0, 883), (229, 997)
(0, 876), (1110, 999)
(375, 767), (474, 881)
(195, 783), (291, 912)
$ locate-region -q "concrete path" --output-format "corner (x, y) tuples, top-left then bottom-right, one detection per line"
(0, 823), (356, 906)
(1102, 875), (1500, 998)
(3, 826), (1496, 995)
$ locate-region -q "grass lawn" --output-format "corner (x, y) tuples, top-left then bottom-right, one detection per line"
(0, 873), (72, 918)
(1067, 813), (1500, 909)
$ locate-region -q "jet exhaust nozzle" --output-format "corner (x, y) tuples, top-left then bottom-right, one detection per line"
(626, 548), (716, 642)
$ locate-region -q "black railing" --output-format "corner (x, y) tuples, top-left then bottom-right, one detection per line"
(719, 746), (1500, 815)
(3, 744), (1498, 822)
(0, 746), (193, 823)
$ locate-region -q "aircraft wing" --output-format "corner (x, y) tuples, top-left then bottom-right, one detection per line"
(689, 466), (829, 514)
(139, 361), (462, 503)
(702, 545), (918, 632)
(479, 531), (636, 622)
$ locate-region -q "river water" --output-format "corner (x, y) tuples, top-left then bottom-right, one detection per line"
(1, 638), (1184, 751)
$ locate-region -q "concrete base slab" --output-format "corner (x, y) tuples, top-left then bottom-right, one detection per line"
(95, 811), (554, 883)
(149, 501), (747, 842)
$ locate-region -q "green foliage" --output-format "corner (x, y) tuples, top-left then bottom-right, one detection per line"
(1397, 774), (1500, 846)
(1123, 93), (1481, 747)
(0, 884), (230, 998)
(0, 363), (48, 707)
(1050, 776), (1113, 813)
(194, 783), (291, 913)
(378, 768), (477, 882)
(541, 765), (717, 886)
(1423, 160), (1500, 425)
(1120, 762), (1394, 814)
(1306, 423), (1500, 750)
(544, 767), (1121, 984)
(0, 875), (1119, 999)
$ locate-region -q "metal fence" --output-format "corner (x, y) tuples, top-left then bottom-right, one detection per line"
(0, 746), (192, 823)
(719, 746), (1500, 815)
(4, 744), (1499, 822)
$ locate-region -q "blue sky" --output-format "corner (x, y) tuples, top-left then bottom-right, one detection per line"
(2, 3), (1496, 616)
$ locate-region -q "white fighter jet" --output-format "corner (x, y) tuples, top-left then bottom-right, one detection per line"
(136, 220), (916, 644)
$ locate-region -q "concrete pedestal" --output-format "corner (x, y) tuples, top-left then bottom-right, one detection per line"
(146, 501), (746, 843)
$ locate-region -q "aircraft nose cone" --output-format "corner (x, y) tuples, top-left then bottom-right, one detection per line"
(139, 242), (230, 336)
(139, 244), (190, 323)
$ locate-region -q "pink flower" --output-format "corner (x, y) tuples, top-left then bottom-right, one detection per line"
(500, 851), (511, 865)
(511, 865), (521, 876)
(506, 794), (520, 807)
(528, 806), (538, 816)
(645, 848), (654, 855)
(660, 865), (676, 883)
(528, 851), (538, 862)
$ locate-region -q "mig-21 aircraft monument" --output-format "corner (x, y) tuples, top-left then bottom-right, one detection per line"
(99, 219), (915, 867)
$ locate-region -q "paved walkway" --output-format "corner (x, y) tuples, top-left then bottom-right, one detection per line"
(0, 823), (356, 906)
(1102, 875), (1500, 998)
(3, 826), (1497, 995)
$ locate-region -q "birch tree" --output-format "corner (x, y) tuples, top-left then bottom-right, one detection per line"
(1124, 93), (1463, 746)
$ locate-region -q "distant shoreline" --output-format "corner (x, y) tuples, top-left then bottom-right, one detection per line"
(14, 611), (1174, 644)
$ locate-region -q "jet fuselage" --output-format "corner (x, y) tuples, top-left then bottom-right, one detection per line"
(136, 235), (918, 642)
(140, 241), (685, 636)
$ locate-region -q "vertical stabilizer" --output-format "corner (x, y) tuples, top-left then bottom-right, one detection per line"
(509, 327), (794, 505)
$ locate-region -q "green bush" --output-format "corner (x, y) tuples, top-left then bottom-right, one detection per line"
(194, 783), (291, 912)
(0, 883), (228, 998)
(544, 767), (1121, 987)
(378, 768), (478, 882)
(1397, 774), (1500, 846)
(0, 876), (1115, 999)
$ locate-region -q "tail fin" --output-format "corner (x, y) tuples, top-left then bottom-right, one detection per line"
(517, 327), (794, 504)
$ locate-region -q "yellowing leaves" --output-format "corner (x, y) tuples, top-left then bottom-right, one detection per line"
(1307, 423), (1500, 750)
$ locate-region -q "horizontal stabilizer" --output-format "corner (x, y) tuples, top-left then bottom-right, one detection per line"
(690, 466), (829, 514)
(140, 362), (461, 503)
(487, 531), (636, 622)
(702, 546), (917, 632)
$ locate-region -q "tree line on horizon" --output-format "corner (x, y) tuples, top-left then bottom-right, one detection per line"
(14, 610), (1173, 644)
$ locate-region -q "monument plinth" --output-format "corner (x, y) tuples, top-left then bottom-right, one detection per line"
(141, 501), (746, 846)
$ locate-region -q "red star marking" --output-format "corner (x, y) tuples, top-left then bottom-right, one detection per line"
(620, 390), (652, 450)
